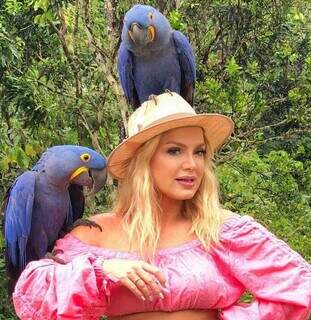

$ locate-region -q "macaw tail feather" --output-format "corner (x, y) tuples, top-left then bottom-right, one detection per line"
(5, 238), (27, 297)
(5, 250), (21, 298)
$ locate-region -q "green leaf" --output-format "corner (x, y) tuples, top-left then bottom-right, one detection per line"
(25, 144), (37, 157)
(225, 57), (242, 76)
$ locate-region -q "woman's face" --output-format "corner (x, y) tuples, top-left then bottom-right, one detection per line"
(150, 126), (206, 202)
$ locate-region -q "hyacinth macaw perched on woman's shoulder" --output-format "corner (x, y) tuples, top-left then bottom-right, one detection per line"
(118, 4), (196, 109)
(3, 145), (107, 294)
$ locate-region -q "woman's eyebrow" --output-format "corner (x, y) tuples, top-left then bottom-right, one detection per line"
(164, 141), (206, 148)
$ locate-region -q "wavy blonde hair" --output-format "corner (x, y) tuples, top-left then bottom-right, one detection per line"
(113, 130), (225, 258)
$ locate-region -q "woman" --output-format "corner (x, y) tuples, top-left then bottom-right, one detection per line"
(13, 92), (311, 319)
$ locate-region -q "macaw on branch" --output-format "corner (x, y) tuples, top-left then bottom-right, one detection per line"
(3, 145), (107, 294)
(118, 4), (196, 109)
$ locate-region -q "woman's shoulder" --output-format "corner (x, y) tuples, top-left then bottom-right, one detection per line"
(217, 211), (311, 272)
(70, 212), (121, 247)
(220, 210), (279, 244)
(90, 212), (121, 227)
(221, 208), (237, 222)
(220, 210), (257, 238)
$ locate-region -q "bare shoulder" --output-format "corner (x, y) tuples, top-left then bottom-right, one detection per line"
(90, 212), (121, 227)
(221, 208), (236, 222)
(70, 212), (121, 247)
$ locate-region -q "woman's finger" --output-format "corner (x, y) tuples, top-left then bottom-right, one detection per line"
(141, 262), (167, 287)
(127, 271), (153, 301)
(135, 267), (164, 299)
(119, 276), (147, 302)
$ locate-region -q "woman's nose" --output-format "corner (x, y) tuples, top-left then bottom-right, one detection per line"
(182, 154), (196, 170)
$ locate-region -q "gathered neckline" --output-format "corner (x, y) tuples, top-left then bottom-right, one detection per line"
(67, 233), (202, 257)
(65, 213), (242, 257)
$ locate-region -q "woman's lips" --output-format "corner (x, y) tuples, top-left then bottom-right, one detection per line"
(175, 177), (196, 187)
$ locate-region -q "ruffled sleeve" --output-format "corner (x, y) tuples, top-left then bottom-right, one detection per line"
(216, 215), (311, 320)
(12, 241), (112, 319)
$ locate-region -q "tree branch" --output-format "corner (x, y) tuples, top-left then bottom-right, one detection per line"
(50, 6), (82, 98)
(234, 119), (288, 139)
(202, 26), (222, 64)
(82, 0), (129, 134)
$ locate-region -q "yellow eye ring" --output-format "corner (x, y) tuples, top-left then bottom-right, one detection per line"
(80, 153), (91, 162)
(148, 12), (153, 19)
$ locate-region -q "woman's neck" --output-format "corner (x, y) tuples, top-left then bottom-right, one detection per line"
(158, 197), (184, 227)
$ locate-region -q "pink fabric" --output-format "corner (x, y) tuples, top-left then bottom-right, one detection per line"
(13, 214), (311, 319)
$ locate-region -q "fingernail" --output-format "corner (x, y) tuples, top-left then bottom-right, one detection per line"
(141, 296), (146, 301)
(149, 295), (153, 301)
(159, 293), (164, 299)
(162, 287), (170, 293)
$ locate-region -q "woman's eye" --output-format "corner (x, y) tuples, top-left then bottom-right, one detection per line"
(167, 147), (181, 155)
(196, 149), (206, 156)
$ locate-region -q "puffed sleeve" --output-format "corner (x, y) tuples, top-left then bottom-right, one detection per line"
(216, 215), (311, 320)
(13, 250), (112, 319)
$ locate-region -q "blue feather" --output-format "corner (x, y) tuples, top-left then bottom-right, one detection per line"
(5, 171), (35, 269)
(118, 42), (139, 108)
(4, 145), (107, 293)
(172, 31), (196, 82)
(118, 4), (196, 108)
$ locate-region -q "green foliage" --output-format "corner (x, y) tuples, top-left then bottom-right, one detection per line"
(168, 10), (187, 31)
(217, 147), (311, 259)
(0, 0), (310, 317)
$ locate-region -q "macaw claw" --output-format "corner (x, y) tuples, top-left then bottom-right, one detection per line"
(45, 252), (66, 264)
(69, 218), (103, 232)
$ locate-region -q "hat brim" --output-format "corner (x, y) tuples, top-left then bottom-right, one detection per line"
(108, 114), (234, 179)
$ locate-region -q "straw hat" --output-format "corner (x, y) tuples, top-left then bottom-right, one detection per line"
(108, 92), (234, 179)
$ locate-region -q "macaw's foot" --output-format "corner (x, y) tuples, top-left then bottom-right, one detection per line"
(70, 218), (103, 232)
(45, 249), (66, 264)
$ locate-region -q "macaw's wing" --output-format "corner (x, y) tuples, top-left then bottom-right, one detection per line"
(4, 171), (35, 272)
(117, 42), (140, 109)
(68, 184), (85, 223)
(172, 30), (196, 105)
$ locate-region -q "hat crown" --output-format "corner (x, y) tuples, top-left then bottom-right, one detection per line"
(128, 92), (196, 137)
(108, 91), (234, 179)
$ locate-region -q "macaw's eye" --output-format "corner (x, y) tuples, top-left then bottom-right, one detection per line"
(80, 153), (91, 162)
(148, 12), (153, 19)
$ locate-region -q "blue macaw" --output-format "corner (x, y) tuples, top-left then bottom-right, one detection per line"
(3, 145), (107, 293)
(118, 4), (196, 109)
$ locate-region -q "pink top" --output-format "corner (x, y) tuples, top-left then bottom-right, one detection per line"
(13, 214), (311, 320)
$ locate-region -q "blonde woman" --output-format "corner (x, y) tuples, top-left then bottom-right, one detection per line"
(13, 93), (311, 320)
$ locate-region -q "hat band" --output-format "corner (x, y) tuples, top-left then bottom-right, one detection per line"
(136, 112), (196, 135)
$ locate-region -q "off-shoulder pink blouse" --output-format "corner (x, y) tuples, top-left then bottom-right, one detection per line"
(13, 214), (311, 319)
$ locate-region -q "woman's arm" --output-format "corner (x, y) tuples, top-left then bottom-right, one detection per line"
(13, 252), (109, 319)
(12, 222), (167, 319)
(215, 215), (311, 320)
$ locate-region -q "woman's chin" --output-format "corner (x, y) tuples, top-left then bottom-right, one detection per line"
(167, 191), (197, 201)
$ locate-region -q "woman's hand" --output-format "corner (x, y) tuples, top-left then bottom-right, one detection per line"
(102, 259), (167, 302)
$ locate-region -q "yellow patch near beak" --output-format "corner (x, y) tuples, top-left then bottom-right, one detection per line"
(69, 167), (88, 181)
(147, 26), (155, 42)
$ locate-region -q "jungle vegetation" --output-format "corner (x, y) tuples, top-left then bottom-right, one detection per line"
(0, 0), (310, 318)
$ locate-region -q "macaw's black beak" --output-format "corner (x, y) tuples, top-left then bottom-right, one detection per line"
(70, 167), (107, 195)
(129, 23), (155, 45)
(88, 167), (107, 195)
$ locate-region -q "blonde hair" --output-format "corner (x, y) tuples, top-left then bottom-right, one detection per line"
(113, 130), (225, 258)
